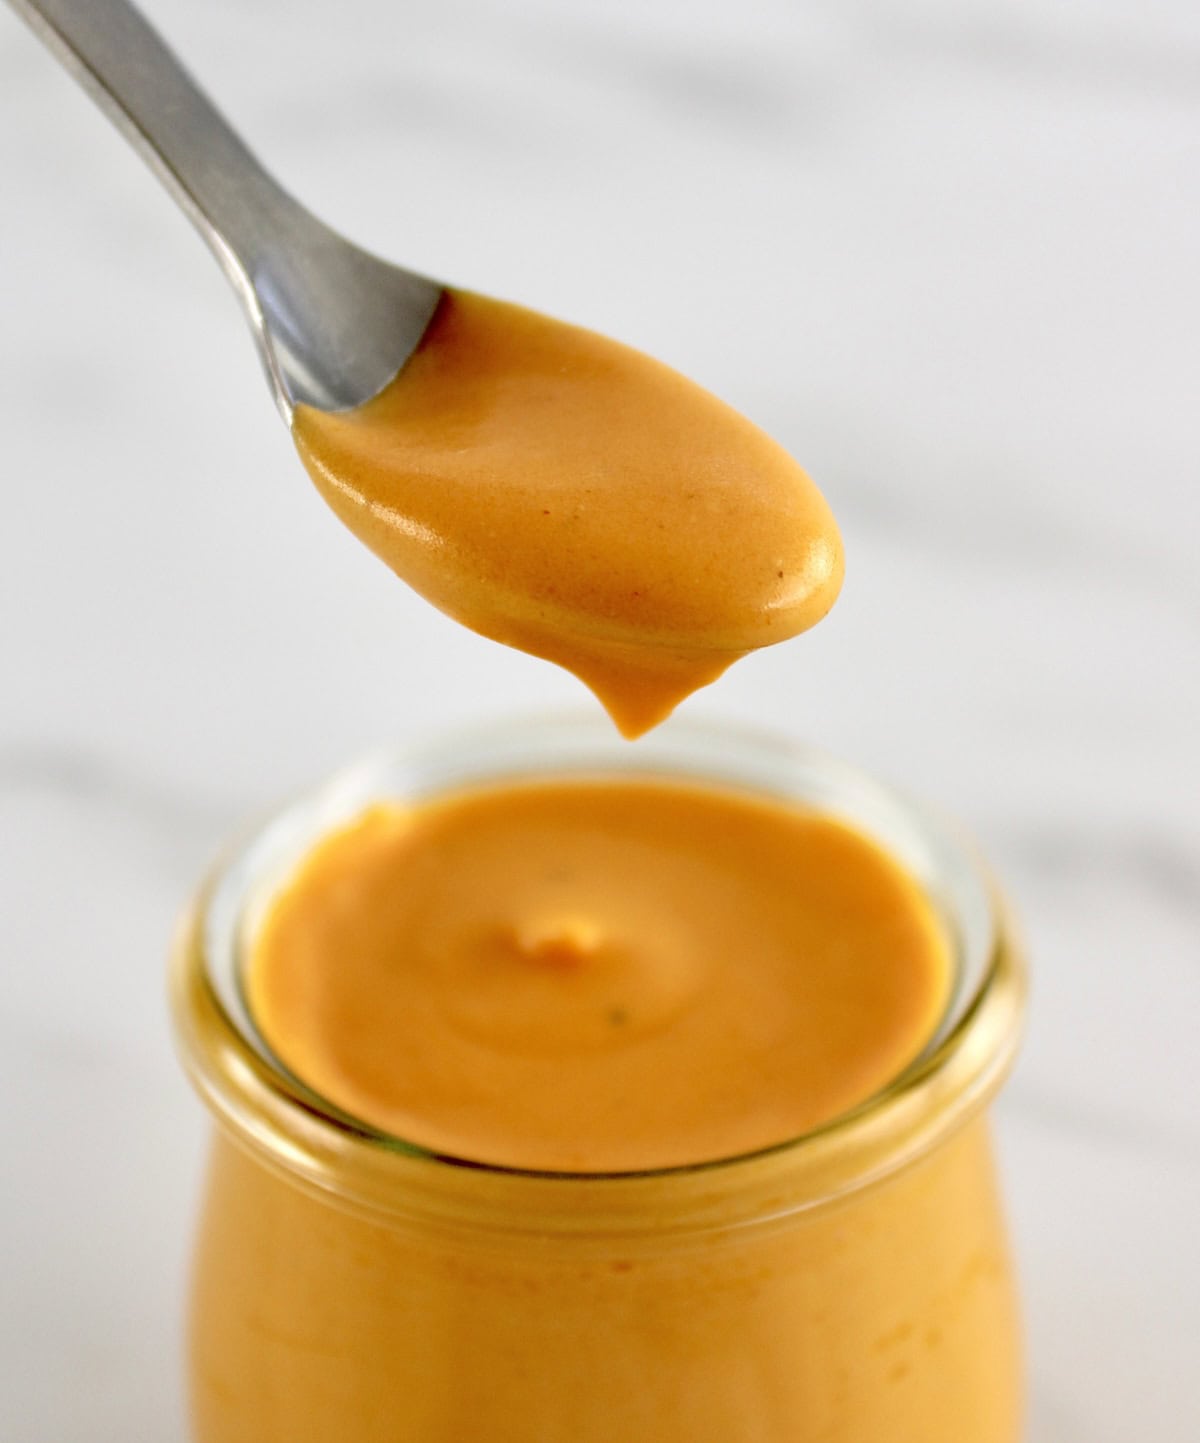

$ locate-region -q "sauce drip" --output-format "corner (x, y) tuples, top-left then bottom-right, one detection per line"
(247, 777), (950, 1172)
(293, 292), (843, 737)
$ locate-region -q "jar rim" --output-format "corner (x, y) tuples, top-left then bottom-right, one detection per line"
(170, 714), (1026, 1237)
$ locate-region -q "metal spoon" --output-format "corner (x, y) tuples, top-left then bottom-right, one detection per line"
(6, 0), (443, 421)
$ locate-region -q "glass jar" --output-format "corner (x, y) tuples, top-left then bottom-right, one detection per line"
(170, 718), (1027, 1443)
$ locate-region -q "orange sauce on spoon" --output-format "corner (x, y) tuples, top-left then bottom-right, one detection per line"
(293, 291), (843, 736)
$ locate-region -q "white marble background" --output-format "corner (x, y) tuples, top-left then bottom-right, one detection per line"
(1, 0), (1197, 1438)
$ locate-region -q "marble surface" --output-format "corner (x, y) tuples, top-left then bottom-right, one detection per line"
(1, 0), (1197, 1438)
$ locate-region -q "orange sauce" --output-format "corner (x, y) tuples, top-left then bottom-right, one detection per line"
(176, 279), (1022, 1443)
(293, 291), (843, 737)
(247, 777), (950, 1172)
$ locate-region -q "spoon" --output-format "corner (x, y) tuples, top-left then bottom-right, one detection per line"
(6, 0), (443, 422)
(7, 0), (845, 740)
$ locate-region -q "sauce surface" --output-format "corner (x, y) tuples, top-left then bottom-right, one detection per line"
(293, 292), (843, 737)
(247, 777), (950, 1171)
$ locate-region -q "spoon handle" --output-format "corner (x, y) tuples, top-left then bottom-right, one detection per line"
(7, 0), (292, 295)
(6, 0), (441, 417)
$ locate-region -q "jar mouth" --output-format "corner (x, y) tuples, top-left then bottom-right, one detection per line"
(171, 715), (1026, 1230)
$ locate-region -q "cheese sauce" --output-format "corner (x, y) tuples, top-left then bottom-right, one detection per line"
(293, 291), (843, 737)
(247, 777), (950, 1172)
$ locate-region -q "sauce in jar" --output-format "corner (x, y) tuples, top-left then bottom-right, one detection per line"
(247, 776), (950, 1172)
(174, 726), (1026, 1443)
